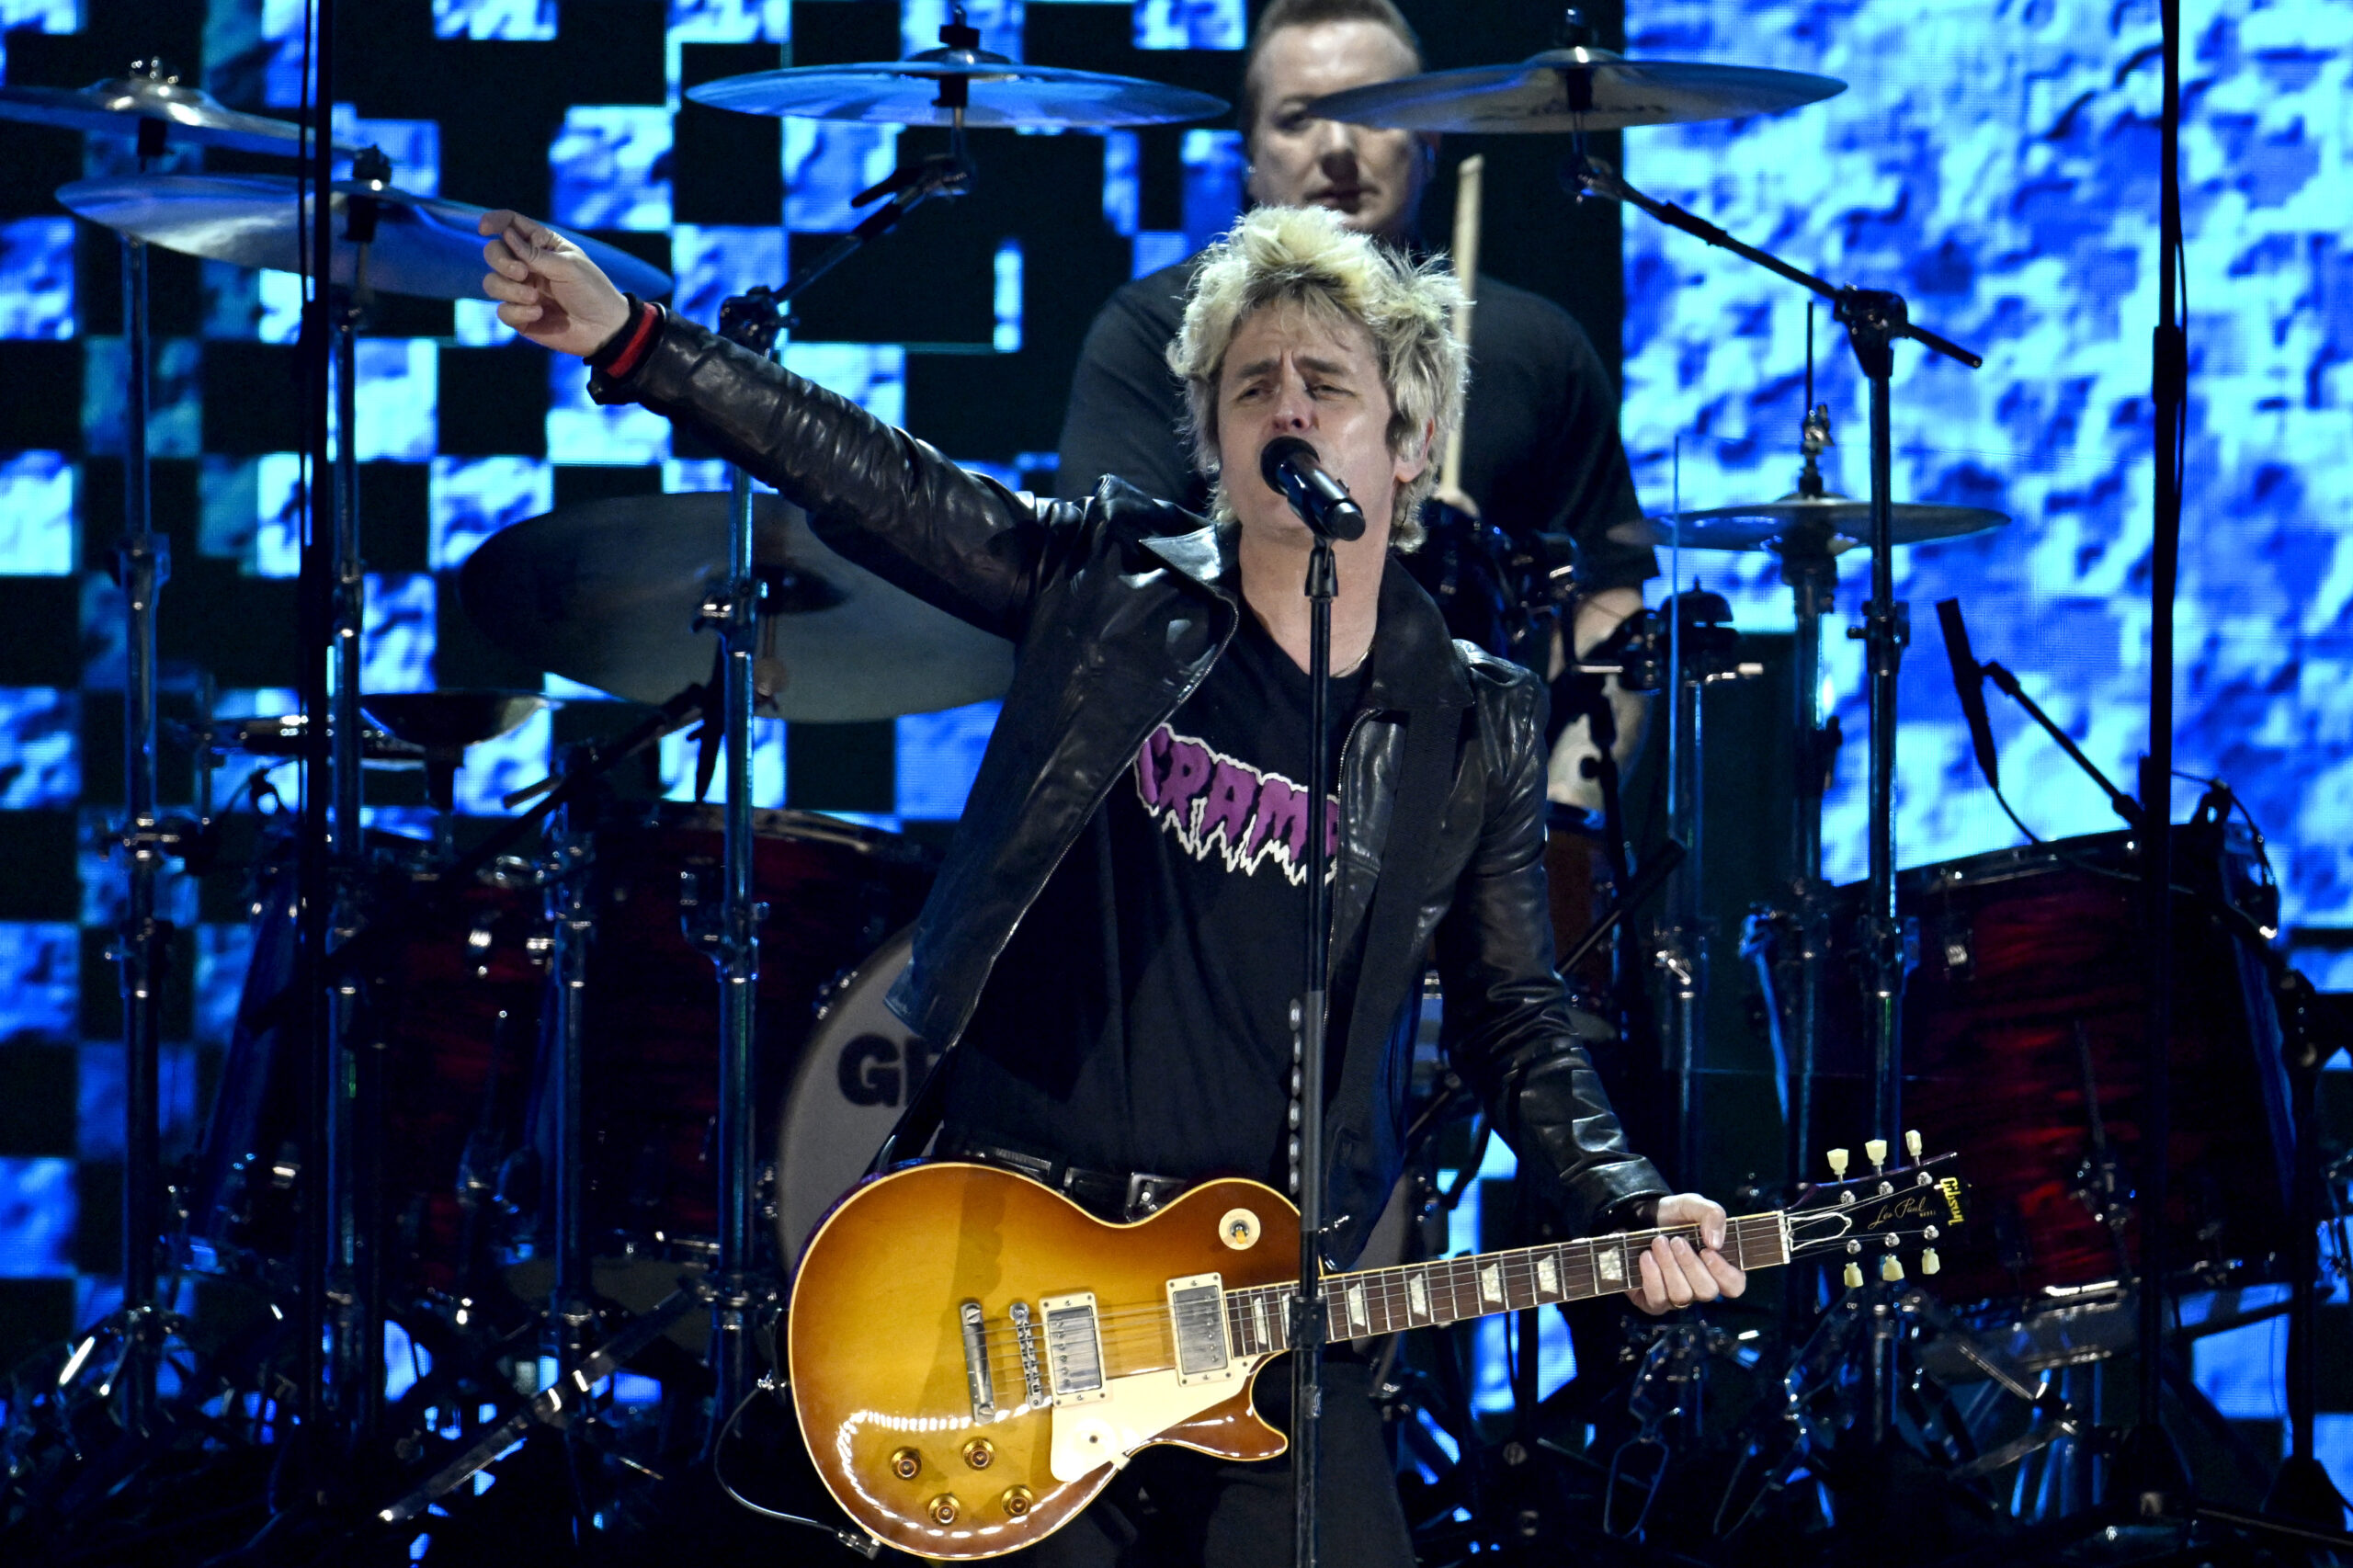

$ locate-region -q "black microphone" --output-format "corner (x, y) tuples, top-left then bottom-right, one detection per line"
(1258, 436), (1367, 541)
(1936, 597), (1999, 790)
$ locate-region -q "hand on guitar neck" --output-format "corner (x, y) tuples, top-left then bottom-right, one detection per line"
(1629, 1191), (1748, 1313)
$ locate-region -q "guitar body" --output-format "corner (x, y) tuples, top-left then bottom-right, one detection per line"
(789, 1163), (1301, 1559)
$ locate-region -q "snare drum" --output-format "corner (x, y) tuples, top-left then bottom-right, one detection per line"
(1794, 828), (2292, 1306)
(533, 804), (934, 1256)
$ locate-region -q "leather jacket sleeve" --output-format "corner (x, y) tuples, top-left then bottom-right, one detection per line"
(1433, 665), (1669, 1234)
(593, 311), (1083, 643)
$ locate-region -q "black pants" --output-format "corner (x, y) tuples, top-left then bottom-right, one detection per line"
(1016, 1358), (1414, 1567)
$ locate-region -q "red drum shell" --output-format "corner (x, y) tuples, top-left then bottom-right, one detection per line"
(1804, 829), (2292, 1307)
(556, 804), (934, 1252)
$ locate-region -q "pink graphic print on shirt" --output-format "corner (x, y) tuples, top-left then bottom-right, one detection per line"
(1133, 722), (1341, 885)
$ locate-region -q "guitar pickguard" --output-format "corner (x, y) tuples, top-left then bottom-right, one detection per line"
(1048, 1360), (1275, 1482)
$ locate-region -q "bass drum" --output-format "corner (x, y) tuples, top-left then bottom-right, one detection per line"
(773, 926), (926, 1267)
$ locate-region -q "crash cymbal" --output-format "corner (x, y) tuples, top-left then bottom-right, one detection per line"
(688, 50), (1227, 129)
(54, 174), (673, 301)
(360, 691), (551, 749)
(1306, 47), (1843, 133)
(459, 493), (1014, 723)
(0, 70), (356, 156)
(1608, 493), (2009, 552)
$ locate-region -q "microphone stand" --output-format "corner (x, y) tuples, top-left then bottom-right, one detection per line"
(1290, 522), (1337, 1568)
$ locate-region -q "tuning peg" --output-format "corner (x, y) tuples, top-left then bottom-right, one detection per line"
(1879, 1255), (1904, 1282)
(1826, 1148), (1850, 1179)
(1904, 1129), (1924, 1162)
(1921, 1248), (1941, 1276)
(1865, 1138), (1889, 1173)
(1842, 1262), (1864, 1290)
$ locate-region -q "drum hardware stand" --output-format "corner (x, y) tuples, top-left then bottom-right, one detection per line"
(2266, 970), (2348, 1530)
(540, 764), (599, 1416)
(324, 147), (396, 1464)
(693, 10), (983, 1441)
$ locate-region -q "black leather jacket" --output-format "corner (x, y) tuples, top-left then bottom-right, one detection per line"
(597, 312), (1667, 1266)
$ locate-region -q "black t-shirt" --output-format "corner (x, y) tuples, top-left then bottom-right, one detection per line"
(943, 609), (1369, 1185)
(1055, 255), (1655, 594)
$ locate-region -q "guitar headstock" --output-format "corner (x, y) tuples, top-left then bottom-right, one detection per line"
(1784, 1131), (1971, 1286)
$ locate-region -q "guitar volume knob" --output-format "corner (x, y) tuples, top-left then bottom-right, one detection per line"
(963, 1437), (995, 1469)
(1001, 1485), (1034, 1518)
(929, 1494), (961, 1525)
(889, 1447), (921, 1481)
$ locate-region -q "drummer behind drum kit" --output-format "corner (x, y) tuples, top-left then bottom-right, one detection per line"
(5, 10), (2342, 1562)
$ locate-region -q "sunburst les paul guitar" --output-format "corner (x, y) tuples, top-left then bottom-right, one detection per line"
(787, 1144), (1969, 1559)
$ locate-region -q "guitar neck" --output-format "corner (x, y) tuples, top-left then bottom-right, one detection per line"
(1220, 1212), (1791, 1354)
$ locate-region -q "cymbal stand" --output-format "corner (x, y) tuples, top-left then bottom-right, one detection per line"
(103, 91), (176, 1440)
(698, 8), (977, 1441)
(541, 768), (597, 1434)
(326, 150), (392, 1460)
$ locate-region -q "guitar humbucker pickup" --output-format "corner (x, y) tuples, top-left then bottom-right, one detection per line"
(1040, 1291), (1109, 1405)
(1165, 1273), (1236, 1385)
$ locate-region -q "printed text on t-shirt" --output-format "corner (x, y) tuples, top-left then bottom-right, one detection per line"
(1132, 722), (1341, 884)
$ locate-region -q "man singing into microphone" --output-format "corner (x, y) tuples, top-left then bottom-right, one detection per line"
(479, 199), (1741, 1566)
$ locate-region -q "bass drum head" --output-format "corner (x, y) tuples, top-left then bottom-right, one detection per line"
(774, 926), (930, 1268)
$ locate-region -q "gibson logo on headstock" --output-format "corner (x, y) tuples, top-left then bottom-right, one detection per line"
(1938, 1176), (1965, 1225)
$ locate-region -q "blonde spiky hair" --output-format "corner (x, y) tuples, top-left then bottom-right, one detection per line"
(1166, 205), (1467, 551)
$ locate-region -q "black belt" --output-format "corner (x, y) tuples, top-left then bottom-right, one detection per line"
(939, 1136), (1189, 1224)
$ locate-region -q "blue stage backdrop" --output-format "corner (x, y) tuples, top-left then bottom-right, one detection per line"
(0, 0), (2343, 1485)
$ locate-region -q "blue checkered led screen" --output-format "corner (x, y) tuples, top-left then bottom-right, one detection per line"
(0, 0), (2342, 1488)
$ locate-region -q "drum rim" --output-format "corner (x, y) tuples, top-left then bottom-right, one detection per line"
(632, 799), (939, 865)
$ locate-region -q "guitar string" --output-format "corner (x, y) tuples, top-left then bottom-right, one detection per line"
(956, 1212), (1786, 1358)
(958, 1215), (1793, 1386)
(953, 1213), (1787, 1372)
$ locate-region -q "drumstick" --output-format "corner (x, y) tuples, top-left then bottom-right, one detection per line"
(1435, 153), (1481, 515)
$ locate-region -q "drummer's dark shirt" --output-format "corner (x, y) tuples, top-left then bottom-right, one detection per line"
(942, 608), (1369, 1186)
(1055, 255), (1655, 595)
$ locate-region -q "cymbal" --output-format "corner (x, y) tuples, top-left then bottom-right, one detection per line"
(687, 48), (1227, 129)
(1608, 493), (2010, 552)
(54, 174), (673, 301)
(0, 73), (356, 156)
(360, 691), (550, 750)
(459, 494), (1015, 723)
(195, 714), (424, 764)
(1305, 47), (1844, 133)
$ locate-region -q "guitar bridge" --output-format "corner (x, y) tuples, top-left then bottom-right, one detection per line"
(1165, 1274), (1236, 1386)
(1011, 1300), (1045, 1409)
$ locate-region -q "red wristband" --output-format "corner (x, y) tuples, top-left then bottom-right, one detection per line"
(603, 301), (662, 380)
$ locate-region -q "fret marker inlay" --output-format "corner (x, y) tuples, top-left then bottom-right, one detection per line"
(1598, 1245), (1624, 1285)
(1536, 1256), (1559, 1296)
(1479, 1264), (1502, 1303)
(1407, 1275), (1428, 1318)
(1346, 1283), (1367, 1332)
(1252, 1296), (1268, 1347)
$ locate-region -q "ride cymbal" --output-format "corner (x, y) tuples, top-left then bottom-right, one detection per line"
(459, 494), (1014, 723)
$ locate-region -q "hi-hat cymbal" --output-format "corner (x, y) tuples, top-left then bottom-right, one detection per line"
(688, 49), (1227, 128)
(1306, 47), (1844, 133)
(0, 73), (357, 155)
(55, 174), (673, 301)
(1608, 493), (2009, 552)
(459, 494), (1014, 723)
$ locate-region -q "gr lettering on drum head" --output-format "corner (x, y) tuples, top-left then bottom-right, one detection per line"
(777, 926), (925, 1264)
(835, 1030), (936, 1108)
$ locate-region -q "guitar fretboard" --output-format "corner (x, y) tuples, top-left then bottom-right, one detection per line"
(1221, 1213), (1788, 1355)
